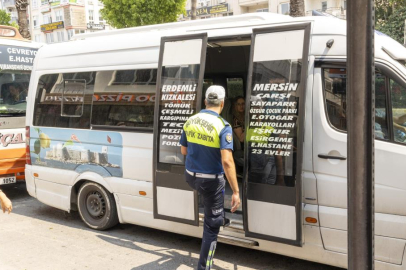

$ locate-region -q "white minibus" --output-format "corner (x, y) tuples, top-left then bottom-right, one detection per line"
(25, 14), (406, 269)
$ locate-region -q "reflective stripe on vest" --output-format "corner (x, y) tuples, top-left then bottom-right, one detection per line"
(183, 112), (226, 148)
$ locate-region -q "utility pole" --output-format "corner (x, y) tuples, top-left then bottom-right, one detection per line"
(347, 0), (375, 269)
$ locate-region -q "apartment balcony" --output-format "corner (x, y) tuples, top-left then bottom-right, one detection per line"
(239, 0), (268, 7)
(3, 0), (16, 9)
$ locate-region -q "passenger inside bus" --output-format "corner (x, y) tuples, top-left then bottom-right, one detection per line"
(232, 96), (245, 168)
(3, 83), (27, 105)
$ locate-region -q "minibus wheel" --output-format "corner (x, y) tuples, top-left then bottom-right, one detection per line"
(77, 182), (119, 230)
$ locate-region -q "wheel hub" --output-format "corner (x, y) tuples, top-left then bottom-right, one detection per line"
(86, 191), (106, 219)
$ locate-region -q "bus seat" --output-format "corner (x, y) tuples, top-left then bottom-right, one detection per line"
(221, 97), (233, 124)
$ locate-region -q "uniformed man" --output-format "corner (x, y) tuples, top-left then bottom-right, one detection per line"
(180, 85), (241, 270)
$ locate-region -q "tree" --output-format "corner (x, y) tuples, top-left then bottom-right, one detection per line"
(15, 0), (30, 39)
(0, 9), (11, 26)
(100, 0), (186, 28)
(0, 10), (19, 29)
(376, 6), (406, 43)
(191, 0), (197, 20)
(289, 0), (305, 17)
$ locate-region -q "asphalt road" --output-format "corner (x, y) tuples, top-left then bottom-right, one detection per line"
(0, 182), (342, 270)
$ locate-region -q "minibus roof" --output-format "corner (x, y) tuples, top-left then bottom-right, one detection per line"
(36, 13), (406, 75)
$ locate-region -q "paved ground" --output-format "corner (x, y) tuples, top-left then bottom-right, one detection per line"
(0, 182), (342, 270)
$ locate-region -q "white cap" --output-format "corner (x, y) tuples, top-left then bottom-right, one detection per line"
(205, 85), (226, 101)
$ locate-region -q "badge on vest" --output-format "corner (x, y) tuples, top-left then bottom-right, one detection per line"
(226, 133), (232, 143)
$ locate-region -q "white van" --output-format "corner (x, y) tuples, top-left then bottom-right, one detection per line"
(25, 13), (406, 269)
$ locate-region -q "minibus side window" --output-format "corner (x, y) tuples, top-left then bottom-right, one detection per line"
(91, 69), (157, 128)
(323, 68), (389, 140)
(390, 79), (406, 143)
(33, 73), (93, 129)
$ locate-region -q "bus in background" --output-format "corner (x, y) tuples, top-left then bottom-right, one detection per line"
(0, 25), (40, 186)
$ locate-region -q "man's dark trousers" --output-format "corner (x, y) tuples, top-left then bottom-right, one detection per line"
(185, 172), (226, 270)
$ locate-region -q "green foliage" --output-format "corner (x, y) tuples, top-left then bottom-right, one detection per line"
(376, 0), (406, 23)
(0, 9), (11, 26)
(376, 6), (406, 43)
(99, 0), (186, 28)
(10, 21), (19, 30)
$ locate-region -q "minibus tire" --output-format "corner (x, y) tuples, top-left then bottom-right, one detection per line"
(77, 182), (119, 230)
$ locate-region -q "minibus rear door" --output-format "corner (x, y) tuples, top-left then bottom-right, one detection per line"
(243, 23), (311, 246)
(152, 33), (207, 226)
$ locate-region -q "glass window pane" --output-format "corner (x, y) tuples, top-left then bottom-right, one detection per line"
(390, 79), (406, 143)
(0, 71), (31, 122)
(323, 68), (389, 140)
(226, 78), (244, 99)
(61, 80), (85, 117)
(324, 68), (347, 130)
(91, 69), (156, 129)
(375, 73), (389, 140)
(33, 73), (93, 129)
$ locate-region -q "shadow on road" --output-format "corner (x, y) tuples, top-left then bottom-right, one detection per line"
(3, 182), (341, 270)
(97, 234), (229, 270)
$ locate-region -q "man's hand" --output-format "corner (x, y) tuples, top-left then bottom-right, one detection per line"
(231, 192), (241, 213)
(0, 192), (12, 214)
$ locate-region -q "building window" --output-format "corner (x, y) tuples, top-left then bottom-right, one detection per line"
(344, 0), (347, 10)
(55, 10), (63, 21)
(45, 33), (54, 44)
(33, 16), (39, 28)
(56, 31), (65, 42)
(32, 0), (38, 9)
(88, 10), (94, 22)
(256, 8), (269, 12)
(322, 1), (327, 11)
(280, 3), (289, 15)
(43, 14), (52, 24)
(41, 0), (49, 5)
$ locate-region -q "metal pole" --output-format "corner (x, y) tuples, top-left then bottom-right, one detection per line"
(347, 0), (374, 268)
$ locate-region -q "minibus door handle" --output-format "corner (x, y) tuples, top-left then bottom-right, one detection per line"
(318, 154), (347, 160)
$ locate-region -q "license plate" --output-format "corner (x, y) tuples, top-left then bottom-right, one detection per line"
(0, 176), (16, 185)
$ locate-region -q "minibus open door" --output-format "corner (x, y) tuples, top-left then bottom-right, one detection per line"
(243, 23), (311, 246)
(152, 34), (207, 226)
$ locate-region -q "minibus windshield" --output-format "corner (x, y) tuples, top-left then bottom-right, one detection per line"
(0, 70), (31, 117)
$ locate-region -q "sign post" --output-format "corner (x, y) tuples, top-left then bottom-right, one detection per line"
(347, 0), (374, 269)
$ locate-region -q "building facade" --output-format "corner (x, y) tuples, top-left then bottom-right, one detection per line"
(30, 0), (113, 44)
(181, 0), (347, 20)
(0, 0), (21, 24)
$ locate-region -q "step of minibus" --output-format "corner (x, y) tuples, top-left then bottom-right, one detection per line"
(217, 234), (259, 247)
